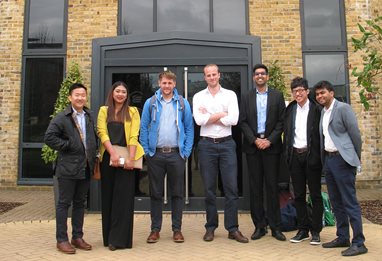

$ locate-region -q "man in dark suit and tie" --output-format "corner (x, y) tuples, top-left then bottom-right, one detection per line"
(314, 80), (367, 256)
(239, 64), (286, 241)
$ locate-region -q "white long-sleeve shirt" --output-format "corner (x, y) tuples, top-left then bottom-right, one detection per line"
(193, 86), (239, 138)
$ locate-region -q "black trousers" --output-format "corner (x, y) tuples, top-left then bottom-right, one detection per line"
(56, 176), (90, 242)
(101, 152), (135, 249)
(290, 151), (323, 233)
(246, 152), (281, 231)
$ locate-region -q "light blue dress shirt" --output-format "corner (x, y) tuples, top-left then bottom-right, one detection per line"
(73, 107), (87, 148)
(256, 88), (268, 134)
(157, 96), (178, 148)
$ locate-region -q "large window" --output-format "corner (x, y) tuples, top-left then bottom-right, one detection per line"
(20, 0), (67, 183)
(27, 0), (65, 49)
(300, 0), (349, 102)
(119, 0), (248, 35)
(23, 58), (64, 143)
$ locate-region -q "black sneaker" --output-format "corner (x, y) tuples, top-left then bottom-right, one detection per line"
(290, 230), (309, 243)
(310, 232), (321, 245)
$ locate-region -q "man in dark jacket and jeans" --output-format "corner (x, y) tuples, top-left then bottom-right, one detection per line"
(45, 83), (97, 254)
(283, 77), (323, 245)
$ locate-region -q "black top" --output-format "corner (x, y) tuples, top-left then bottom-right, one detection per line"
(108, 122), (126, 146)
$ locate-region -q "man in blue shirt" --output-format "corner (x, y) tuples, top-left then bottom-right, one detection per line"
(140, 71), (194, 243)
(239, 64), (286, 241)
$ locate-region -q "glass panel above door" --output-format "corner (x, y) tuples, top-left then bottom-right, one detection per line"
(119, 0), (248, 35)
(157, 0), (209, 32)
(213, 0), (247, 35)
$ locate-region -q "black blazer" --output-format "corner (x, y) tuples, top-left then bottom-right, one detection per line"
(239, 87), (285, 154)
(283, 98), (322, 170)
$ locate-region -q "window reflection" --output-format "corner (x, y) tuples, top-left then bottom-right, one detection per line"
(157, 0), (209, 32)
(305, 54), (347, 102)
(302, 0), (342, 47)
(28, 0), (65, 48)
(121, 0), (153, 34)
(214, 0), (246, 34)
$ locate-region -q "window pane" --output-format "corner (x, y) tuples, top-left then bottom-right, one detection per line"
(157, 0), (209, 32)
(213, 0), (246, 34)
(302, 0), (342, 47)
(121, 0), (153, 34)
(22, 148), (54, 178)
(305, 54), (347, 102)
(28, 0), (65, 49)
(23, 58), (63, 142)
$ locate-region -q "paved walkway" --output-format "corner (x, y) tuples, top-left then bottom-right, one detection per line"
(0, 189), (381, 260)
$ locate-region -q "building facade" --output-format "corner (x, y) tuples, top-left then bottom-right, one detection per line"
(0, 1), (381, 209)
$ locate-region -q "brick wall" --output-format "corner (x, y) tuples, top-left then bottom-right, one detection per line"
(0, 0), (381, 189)
(0, 0), (24, 188)
(248, 0), (303, 84)
(66, 0), (118, 97)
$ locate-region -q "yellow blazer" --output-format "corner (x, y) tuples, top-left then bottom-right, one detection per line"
(97, 106), (144, 161)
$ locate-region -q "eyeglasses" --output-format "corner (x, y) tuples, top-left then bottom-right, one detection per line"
(254, 72), (268, 76)
(292, 88), (307, 95)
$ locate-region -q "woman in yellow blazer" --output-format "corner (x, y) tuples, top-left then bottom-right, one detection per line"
(97, 81), (144, 251)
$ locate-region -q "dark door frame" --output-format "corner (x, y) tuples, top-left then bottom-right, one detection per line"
(90, 31), (261, 211)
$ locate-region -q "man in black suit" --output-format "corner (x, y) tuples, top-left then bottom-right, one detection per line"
(239, 64), (286, 241)
(283, 77), (323, 245)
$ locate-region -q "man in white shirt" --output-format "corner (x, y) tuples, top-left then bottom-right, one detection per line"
(314, 80), (367, 257)
(193, 64), (248, 243)
(283, 77), (323, 245)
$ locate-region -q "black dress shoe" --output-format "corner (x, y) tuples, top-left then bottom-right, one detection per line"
(322, 238), (351, 248)
(228, 230), (249, 243)
(271, 230), (286, 241)
(203, 230), (214, 242)
(251, 227), (267, 240)
(341, 244), (368, 256)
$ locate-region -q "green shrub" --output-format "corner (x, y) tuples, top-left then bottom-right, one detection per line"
(41, 62), (83, 164)
(268, 60), (287, 97)
(351, 16), (382, 110)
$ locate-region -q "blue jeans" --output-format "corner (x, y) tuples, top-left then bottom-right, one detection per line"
(146, 151), (185, 232)
(323, 154), (365, 246)
(198, 138), (239, 232)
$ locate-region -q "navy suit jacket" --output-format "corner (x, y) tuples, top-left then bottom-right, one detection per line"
(319, 99), (362, 167)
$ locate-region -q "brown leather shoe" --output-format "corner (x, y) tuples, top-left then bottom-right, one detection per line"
(173, 231), (185, 243)
(203, 230), (214, 242)
(71, 238), (92, 250)
(228, 230), (249, 243)
(147, 231), (160, 243)
(57, 241), (76, 254)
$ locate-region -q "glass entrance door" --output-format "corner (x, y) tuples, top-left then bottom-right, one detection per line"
(104, 65), (248, 211)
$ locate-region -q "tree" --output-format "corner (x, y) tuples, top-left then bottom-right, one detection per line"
(351, 16), (382, 110)
(41, 62), (83, 164)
